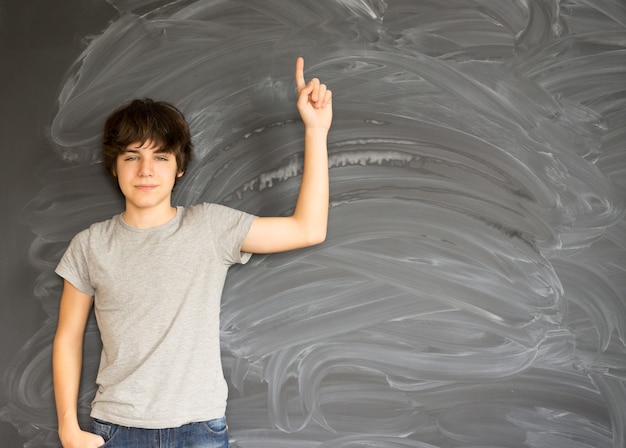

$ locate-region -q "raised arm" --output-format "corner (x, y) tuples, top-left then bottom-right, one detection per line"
(241, 57), (332, 254)
(53, 280), (105, 448)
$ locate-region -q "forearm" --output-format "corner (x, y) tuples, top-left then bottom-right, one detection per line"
(292, 127), (329, 244)
(53, 334), (84, 437)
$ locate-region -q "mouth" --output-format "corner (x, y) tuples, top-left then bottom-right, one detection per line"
(135, 184), (158, 191)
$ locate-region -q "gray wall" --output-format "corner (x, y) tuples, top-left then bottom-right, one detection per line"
(2, 1), (625, 447)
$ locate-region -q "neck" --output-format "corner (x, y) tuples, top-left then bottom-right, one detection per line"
(122, 205), (177, 229)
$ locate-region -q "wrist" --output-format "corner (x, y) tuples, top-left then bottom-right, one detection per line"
(58, 413), (81, 437)
(304, 127), (329, 137)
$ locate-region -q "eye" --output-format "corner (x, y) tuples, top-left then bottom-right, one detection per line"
(124, 155), (138, 161)
(155, 156), (169, 161)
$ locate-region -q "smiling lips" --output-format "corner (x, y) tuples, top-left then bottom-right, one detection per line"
(136, 184), (158, 191)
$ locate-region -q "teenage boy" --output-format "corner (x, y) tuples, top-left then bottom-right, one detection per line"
(52, 57), (332, 448)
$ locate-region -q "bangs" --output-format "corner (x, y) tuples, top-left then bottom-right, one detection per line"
(106, 102), (184, 152)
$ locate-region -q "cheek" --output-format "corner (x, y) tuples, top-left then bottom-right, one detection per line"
(114, 159), (127, 179)
(114, 166), (134, 188)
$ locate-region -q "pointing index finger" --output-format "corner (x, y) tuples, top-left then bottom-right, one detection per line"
(295, 57), (306, 91)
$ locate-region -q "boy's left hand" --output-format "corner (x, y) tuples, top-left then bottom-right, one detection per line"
(295, 57), (333, 131)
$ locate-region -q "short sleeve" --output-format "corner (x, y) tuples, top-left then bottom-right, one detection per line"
(201, 203), (257, 265)
(55, 229), (95, 296)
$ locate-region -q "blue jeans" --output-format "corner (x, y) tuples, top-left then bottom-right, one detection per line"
(93, 417), (230, 448)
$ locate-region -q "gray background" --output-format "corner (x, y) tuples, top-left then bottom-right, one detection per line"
(1, 1), (625, 447)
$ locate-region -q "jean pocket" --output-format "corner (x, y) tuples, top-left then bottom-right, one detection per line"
(204, 416), (228, 434)
(93, 419), (119, 445)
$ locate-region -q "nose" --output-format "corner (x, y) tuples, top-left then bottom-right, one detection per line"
(138, 158), (153, 176)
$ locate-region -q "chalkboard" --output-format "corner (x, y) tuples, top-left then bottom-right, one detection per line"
(2, 1), (625, 447)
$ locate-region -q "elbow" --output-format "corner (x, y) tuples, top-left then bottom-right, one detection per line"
(306, 228), (327, 246)
(292, 215), (327, 248)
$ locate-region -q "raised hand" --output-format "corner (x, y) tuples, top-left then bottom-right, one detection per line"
(295, 57), (333, 130)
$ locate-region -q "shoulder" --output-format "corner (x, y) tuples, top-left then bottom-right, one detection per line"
(86, 215), (119, 236)
(68, 215), (119, 246)
(180, 203), (256, 234)
(183, 203), (254, 219)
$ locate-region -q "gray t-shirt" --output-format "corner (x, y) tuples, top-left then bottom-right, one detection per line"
(55, 203), (256, 428)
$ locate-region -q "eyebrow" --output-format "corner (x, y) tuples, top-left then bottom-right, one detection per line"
(122, 147), (171, 154)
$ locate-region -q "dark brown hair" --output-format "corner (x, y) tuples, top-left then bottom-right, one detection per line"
(102, 98), (193, 177)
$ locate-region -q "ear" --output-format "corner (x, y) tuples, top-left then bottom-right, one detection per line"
(177, 170), (184, 178)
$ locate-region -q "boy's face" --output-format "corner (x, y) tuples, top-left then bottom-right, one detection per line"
(114, 140), (184, 213)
